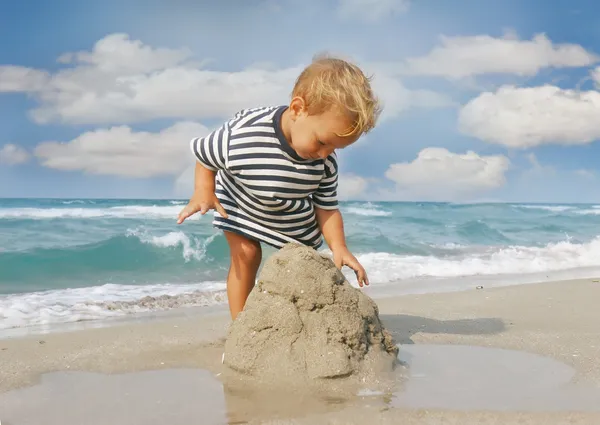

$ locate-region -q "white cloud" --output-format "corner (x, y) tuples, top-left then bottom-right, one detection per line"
(34, 121), (208, 178)
(0, 33), (448, 126)
(0, 33), (297, 125)
(0, 66), (49, 92)
(0, 144), (30, 165)
(338, 173), (369, 200)
(593, 66), (600, 85)
(458, 85), (600, 148)
(400, 32), (598, 79)
(383, 147), (510, 200)
(56, 33), (193, 74)
(337, 0), (410, 22)
(367, 71), (455, 121)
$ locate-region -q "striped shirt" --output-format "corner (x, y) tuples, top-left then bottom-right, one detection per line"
(189, 105), (339, 249)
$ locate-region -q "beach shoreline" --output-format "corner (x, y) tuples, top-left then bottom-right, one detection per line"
(5, 199), (600, 338)
(4, 265), (600, 341)
(2, 277), (600, 424)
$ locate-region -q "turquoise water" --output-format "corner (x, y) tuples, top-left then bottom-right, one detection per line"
(2, 198), (600, 331)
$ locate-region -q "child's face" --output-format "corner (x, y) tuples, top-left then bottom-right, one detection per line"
(288, 102), (360, 160)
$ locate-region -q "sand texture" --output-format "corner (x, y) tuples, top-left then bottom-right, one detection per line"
(223, 244), (398, 392)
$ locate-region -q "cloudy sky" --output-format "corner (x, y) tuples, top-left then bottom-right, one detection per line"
(2, 0), (600, 202)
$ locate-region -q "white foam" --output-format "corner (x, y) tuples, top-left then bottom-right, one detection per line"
(514, 204), (574, 212)
(575, 209), (600, 216)
(60, 200), (87, 205)
(430, 242), (468, 250)
(126, 228), (217, 262)
(0, 205), (198, 220)
(0, 282), (227, 330)
(343, 202), (392, 217)
(350, 236), (600, 284)
(5, 230), (600, 331)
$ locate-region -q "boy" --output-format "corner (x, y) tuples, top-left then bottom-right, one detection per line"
(177, 54), (381, 320)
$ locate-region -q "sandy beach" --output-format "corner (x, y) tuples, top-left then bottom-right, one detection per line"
(2, 278), (600, 424)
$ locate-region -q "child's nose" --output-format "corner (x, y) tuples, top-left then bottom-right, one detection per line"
(319, 148), (335, 158)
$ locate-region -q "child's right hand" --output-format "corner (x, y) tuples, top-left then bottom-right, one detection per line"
(177, 191), (228, 224)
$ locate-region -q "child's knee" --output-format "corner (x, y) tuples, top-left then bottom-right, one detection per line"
(237, 239), (261, 263)
(225, 231), (261, 264)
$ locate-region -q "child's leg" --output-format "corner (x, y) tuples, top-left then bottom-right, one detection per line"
(224, 230), (262, 320)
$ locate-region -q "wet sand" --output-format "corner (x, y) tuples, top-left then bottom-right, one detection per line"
(2, 278), (600, 424)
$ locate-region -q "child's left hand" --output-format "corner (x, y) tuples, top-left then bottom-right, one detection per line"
(332, 248), (369, 287)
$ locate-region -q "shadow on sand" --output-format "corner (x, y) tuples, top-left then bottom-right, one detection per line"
(379, 314), (507, 345)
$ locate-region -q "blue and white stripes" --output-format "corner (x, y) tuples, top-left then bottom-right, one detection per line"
(190, 105), (339, 249)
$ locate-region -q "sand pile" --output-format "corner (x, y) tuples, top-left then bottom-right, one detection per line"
(222, 244), (399, 392)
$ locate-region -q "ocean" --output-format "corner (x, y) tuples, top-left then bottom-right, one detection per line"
(2, 198), (600, 334)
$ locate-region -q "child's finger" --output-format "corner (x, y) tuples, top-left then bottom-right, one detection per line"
(356, 269), (365, 287)
(360, 270), (369, 286)
(177, 209), (189, 224)
(348, 261), (367, 287)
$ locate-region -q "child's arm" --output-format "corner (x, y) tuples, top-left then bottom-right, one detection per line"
(177, 115), (236, 224)
(315, 207), (369, 287)
(177, 162), (227, 224)
(312, 153), (369, 287)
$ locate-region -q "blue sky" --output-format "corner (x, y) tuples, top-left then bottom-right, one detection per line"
(2, 0), (600, 202)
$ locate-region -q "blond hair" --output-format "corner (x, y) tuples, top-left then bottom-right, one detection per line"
(291, 53), (382, 137)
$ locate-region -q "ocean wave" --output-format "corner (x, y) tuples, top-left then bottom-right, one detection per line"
(3, 235), (600, 330)
(456, 220), (509, 242)
(0, 230), (222, 289)
(0, 282), (226, 330)
(343, 202), (392, 217)
(513, 204), (575, 212)
(127, 229), (218, 262)
(4, 199), (600, 331)
(0, 205), (193, 220)
(575, 209), (600, 216)
(60, 200), (89, 205)
(353, 236), (600, 284)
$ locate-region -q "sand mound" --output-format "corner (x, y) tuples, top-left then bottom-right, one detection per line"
(222, 243), (399, 392)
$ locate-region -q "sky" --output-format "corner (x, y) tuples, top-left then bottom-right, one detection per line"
(2, 0), (600, 203)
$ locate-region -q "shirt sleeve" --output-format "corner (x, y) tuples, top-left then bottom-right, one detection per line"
(312, 153), (339, 210)
(189, 118), (233, 171)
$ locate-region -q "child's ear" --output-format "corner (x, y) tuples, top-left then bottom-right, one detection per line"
(289, 96), (307, 119)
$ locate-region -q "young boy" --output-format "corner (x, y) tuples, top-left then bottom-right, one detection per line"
(177, 54), (381, 320)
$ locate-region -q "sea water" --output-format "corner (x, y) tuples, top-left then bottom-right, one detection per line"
(1, 198), (600, 333)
